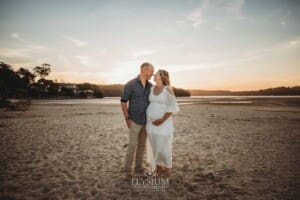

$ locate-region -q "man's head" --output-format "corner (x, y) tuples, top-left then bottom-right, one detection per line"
(140, 62), (154, 80)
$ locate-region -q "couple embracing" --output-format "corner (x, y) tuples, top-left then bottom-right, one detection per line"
(120, 62), (179, 180)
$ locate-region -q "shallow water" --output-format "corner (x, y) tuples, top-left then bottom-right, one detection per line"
(31, 96), (300, 106)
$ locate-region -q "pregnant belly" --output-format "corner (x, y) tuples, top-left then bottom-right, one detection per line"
(147, 103), (166, 122)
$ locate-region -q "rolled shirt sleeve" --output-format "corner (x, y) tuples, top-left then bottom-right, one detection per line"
(120, 82), (133, 102)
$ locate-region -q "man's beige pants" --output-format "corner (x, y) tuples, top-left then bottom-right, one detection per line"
(124, 120), (147, 173)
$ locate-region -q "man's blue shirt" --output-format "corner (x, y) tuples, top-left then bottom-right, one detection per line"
(120, 75), (152, 125)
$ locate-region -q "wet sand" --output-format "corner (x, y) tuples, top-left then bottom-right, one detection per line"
(0, 101), (300, 199)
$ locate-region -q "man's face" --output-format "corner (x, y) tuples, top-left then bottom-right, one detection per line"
(146, 67), (154, 80)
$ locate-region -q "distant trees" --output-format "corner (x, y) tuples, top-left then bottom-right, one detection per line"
(0, 62), (57, 100)
(0, 62), (16, 101)
(0, 61), (192, 102)
(33, 63), (51, 80)
(99, 84), (123, 97)
(190, 86), (300, 96)
(16, 67), (36, 86)
(173, 87), (191, 97)
(3, 60), (299, 102)
(0, 61), (194, 102)
(60, 87), (75, 97)
(96, 84), (191, 97)
(255, 86), (300, 95)
(29, 63), (53, 97)
(0, 62), (35, 101)
(77, 83), (103, 98)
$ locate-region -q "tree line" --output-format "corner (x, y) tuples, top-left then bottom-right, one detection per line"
(0, 61), (191, 105)
(190, 86), (300, 96)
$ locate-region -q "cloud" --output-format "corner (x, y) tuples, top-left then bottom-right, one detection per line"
(186, 7), (205, 28)
(11, 32), (26, 42)
(3, 33), (51, 59)
(0, 45), (50, 59)
(0, 33), (52, 68)
(160, 35), (300, 74)
(0, 48), (31, 59)
(57, 55), (72, 68)
(99, 48), (107, 55)
(214, 23), (225, 32)
(75, 55), (95, 67)
(244, 35), (300, 59)
(283, 36), (300, 49)
(103, 60), (143, 83)
(62, 35), (88, 47)
(226, 0), (244, 19)
(271, 9), (290, 26)
(186, 0), (245, 29)
(49, 71), (106, 84)
(73, 54), (111, 71)
(220, 36), (300, 66)
(132, 49), (156, 58)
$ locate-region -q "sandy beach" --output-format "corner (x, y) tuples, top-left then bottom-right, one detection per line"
(0, 99), (300, 200)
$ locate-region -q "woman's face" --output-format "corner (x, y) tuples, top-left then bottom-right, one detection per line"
(153, 72), (162, 85)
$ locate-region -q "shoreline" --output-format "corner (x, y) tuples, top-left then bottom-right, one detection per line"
(3, 96), (299, 107)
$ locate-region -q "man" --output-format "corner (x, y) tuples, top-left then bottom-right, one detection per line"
(120, 62), (154, 178)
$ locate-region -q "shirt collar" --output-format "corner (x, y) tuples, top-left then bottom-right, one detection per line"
(136, 74), (149, 85)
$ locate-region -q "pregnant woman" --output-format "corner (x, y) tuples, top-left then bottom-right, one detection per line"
(146, 69), (180, 177)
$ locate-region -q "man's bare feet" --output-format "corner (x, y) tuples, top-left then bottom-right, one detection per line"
(121, 168), (132, 181)
(123, 172), (132, 182)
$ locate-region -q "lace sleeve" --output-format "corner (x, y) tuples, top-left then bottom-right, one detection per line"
(165, 86), (180, 115)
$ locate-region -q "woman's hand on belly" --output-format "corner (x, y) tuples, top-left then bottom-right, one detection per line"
(152, 112), (172, 126)
(152, 118), (165, 126)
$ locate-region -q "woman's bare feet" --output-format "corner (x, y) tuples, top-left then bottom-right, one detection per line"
(150, 165), (171, 177)
(150, 165), (162, 177)
(160, 167), (170, 177)
(163, 168), (170, 177)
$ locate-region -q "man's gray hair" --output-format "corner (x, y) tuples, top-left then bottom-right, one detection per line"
(140, 62), (153, 70)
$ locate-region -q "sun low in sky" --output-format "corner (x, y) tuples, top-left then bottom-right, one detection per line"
(0, 0), (299, 91)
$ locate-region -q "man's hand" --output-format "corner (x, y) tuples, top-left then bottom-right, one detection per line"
(152, 118), (164, 126)
(126, 119), (132, 128)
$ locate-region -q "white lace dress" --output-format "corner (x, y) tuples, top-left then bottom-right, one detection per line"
(146, 85), (180, 173)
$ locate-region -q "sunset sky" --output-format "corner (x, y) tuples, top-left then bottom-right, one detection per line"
(1, 0), (299, 91)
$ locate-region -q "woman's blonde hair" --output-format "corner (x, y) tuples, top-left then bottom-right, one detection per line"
(158, 69), (170, 86)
